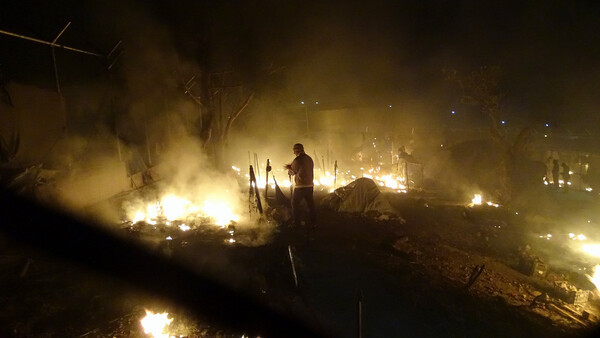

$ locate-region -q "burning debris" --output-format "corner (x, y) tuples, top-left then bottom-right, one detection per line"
(141, 310), (173, 338)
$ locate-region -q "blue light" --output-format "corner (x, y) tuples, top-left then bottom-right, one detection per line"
(501, 120), (506, 124)
(545, 123), (549, 127)
(451, 110), (455, 115)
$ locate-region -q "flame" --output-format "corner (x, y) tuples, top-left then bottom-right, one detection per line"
(587, 265), (600, 291)
(129, 193), (240, 228)
(161, 195), (191, 221)
(203, 199), (239, 227)
(472, 194), (482, 205)
(140, 310), (173, 338)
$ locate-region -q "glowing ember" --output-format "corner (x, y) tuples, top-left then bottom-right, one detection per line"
(472, 194), (482, 205)
(140, 310), (173, 338)
(587, 265), (600, 291)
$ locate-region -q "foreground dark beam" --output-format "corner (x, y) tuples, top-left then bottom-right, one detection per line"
(0, 191), (328, 337)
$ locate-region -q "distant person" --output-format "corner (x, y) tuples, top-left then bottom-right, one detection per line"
(552, 160), (560, 188)
(562, 162), (571, 189)
(544, 157), (553, 185)
(284, 143), (316, 229)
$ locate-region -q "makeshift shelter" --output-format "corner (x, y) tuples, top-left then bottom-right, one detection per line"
(322, 177), (398, 216)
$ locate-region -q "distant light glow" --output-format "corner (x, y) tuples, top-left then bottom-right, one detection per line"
(544, 134), (548, 138)
(501, 120), (506, 124)
(300, 101), (304, 104)
(451, 110), (455, 114)
(315, 101), (319, 104)
(388, 105), (392, 108)
(545, 123), (549, 127)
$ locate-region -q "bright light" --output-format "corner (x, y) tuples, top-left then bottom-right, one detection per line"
(451, 110), (455, 114)
(388, 105), (392, 108)
(300, 101), (304, 104)
(582, 244), (600, 257)
(587, 265), (600, 291)
(586, 187), (593, 192)
(141, 310), (173, 338)
(545, 123), (549, 127)
(501, 120), (506, 124)
(315, 101), (319, 104)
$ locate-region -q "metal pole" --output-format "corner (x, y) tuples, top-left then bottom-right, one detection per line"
(265, 159), (271, 198)
(144, 117), (152, 166)
(0, 28), (104, 57)
(116, 125), (122, 162)
(305, 106), (309, 136)
(404, 160), (409, 190)
(334, 160), (338, 189)
(288, 245), (298, 288)
(357, 289), (363, 338)
(51, 22), (71, 167)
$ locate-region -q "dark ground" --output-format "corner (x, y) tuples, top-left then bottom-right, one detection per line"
(1, 188), (599, 337)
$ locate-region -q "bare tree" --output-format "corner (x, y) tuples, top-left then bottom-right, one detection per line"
(446, 66), (533, 204)
(183, 69), (255, 168)
(182, 63), (284, 169)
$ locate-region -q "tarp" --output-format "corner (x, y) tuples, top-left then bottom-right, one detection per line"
(322, 177), (397, 215)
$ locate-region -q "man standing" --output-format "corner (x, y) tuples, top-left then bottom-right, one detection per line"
(284, 143), (316, 229)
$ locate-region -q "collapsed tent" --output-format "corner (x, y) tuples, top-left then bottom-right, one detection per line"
(321, 177), (398, 216)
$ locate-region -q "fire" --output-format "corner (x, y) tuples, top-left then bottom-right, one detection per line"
(232, 160), (411, 194)
(472, 194), (482, 205)
(587, 265), (600, 291)
(128, 193), (240, 228)
(161, 195), (191, 221)
(202, 199), (239, 227)
(140, 310), (173, 338)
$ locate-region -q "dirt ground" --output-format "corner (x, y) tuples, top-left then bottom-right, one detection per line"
(1, 187), (600, 337)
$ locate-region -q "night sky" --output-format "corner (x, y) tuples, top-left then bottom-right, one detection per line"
(1, 0), (600, 130)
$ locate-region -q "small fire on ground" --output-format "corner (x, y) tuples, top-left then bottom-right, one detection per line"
(233, 165), (408, 194)
(141, 310), (173, 338)
(470, 193), (500, 208)
(128, 194), (241, 228)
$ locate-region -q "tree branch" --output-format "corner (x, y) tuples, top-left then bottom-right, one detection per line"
(222, 92), (255, 142)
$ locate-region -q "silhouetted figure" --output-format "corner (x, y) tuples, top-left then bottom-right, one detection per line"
(552, 160), (560, 188)
(561, 162), (571, 190)
(284, 143), (316, 229)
